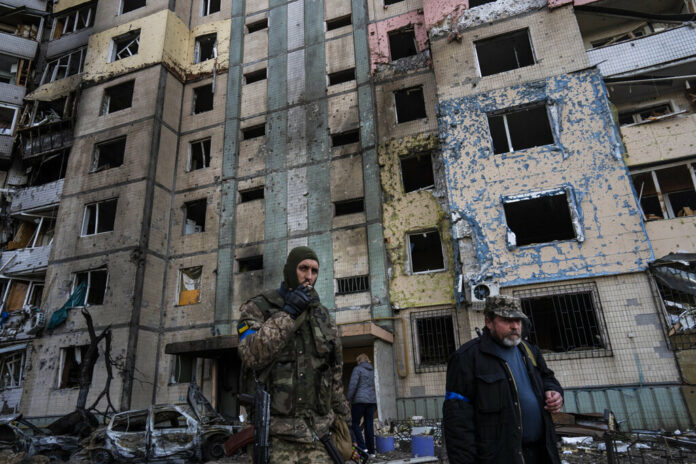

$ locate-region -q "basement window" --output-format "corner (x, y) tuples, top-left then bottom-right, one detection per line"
(188, 138), (211, 171)
(193, 84), (214, 114)
(488, 104), (554, 154)
(329, 68), (355, 86)
(0, 105), (18, 136)
(395, 86), (426, 123)
(408, 230), (445, 273)
(81, 199), (117, 236)
(327, 15), (352, 31)
(201, 0), (221, 16)
(503, 189), (582, 247)
(242, 124), (265, 140)
(411, 309), (457, 373)
(334, 198), (364, 216)
(120, 0), (146, 14)
(389, 27), (417, 60)
(401, 152), (434, 193)
(245, 68), (267, 84)
(0, 349), (25, 390)
(515, 283), (611, 360)
(110, 30), (140, 62)
(194, 34), (217, 63)
(58, 345), (90, 389)
(51, 5), (95, 40)
(92, 137), (126, 172)
(171, 355), (196, 383)
(384, 0), (405, 5)
(247, 18), (268, 33)
(183, 199), (207, 235)
(41, 47), (87, 84)
(178, 266), (202, 305)
(618, 102), (678, 126)
(331, 129), (360, 147)
(73, 268), (109, 306)
(101, 80), (135, 115)
(336, 275), (369, 295)
(239, 186), (264, 203)
(631, 162), (696, 220)
(469, 0), (497, 7)
(475, 29), (535, 77)
(238, 256), (263, 272)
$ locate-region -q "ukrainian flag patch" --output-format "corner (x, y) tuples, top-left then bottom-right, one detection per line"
(237, 321), (250, 335)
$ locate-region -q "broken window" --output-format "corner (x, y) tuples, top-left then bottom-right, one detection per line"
(194, 33), (217, 63)
(0, 105), (18, 136)
(201, 0), (221, 16)
(40, 47), (87, 84)
(389, 27), (417, 60)
(401, 151), (435, 193)
(183, 199), (206, 235)
(3, 280), (30, 312)
(102, 80), (135, 115)
(328, 68), (355, 86)
(411, 309), (457, 373)
(188, 138), (211, 171)
(503, 189), (580, 247)
(631, 163), (696, 220)
(27, 151), (70, 187)
(237, 256), (263, 272)
(193, 84), (214, 114)
(171, 355), (196, 383)
(120, 0), (146, 14)
(242, 124), (265, 140)
(27, 282), (44, 306)
(244, 68), (267, 84)
(408, 230), (445, 273)
(395, 86), (427, 123)
(58, 345), (90, 389)
(336, 275), (369, 295)
(327, 15), (352, 31)
(488, 104), (554, 154)
(469, 0), (497, 7)
(82, 199), (117, 236)
(74, 269), (108, 306)
(247, 18), (268, 33)
(112, 410), (148, 432)
(0, 54), (18, 84)
(590, 24), (653, 49)
(92, 137), (126, 172)
(515, 283), (611, 359)
(239, 186), (264, 203)
(334, 198), (364, 216)
(178, 267), (202, 305)
(110, 30), (140, 62)
(51, 5), (94, 40)
(0, 349), (25, 390)
(475, 29), (535, 77)
(619, 102), (678, 126)
(331, 129), (360, 147)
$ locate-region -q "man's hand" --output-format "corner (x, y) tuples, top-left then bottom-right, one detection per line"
(544, 390), (563, 413)
(282, 286), (312, 319)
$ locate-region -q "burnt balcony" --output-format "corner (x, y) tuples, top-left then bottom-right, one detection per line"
(17, 120), (73, 160)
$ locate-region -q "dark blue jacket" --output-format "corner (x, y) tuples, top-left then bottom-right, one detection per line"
(346, 361), (376, 404)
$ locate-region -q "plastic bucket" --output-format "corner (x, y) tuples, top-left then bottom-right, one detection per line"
(412, 435), (434, 457)
(376, 435), (395, 453)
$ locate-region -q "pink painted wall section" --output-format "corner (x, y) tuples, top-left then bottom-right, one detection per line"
(423, 0), (467, 31)
(367, 10), (429, 73)
(548, 0), (600, 7)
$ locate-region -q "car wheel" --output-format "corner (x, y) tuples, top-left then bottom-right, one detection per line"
(202, 434), (227, 462)
(90, 448), (113, 464)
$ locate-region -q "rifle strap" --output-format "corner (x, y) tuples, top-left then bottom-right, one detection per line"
(520, 340), (537, 368)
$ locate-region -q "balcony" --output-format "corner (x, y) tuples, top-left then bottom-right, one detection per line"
(0, 82), (26, 106)
(2, 0), (47, 10)
(622, 112), (696, 167)
(9, 179), (64, 215)
(0, 33), (39, 60)
(17, 120), (73, 160)
(588, 26), (696, 78)
(0, 245), (50, 276)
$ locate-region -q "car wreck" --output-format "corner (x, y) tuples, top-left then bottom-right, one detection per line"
(87, 382), (241, 463)
(0, 414), (81, 461)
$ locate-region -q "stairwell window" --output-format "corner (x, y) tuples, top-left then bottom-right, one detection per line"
(194, 34), (217, 63)
(73, 269), (109, 306)
(193, 84), (214, 114)
(475, 29), (535, 77)
(488, 103), (554, 154)
(81, 199), (117, 236)
(110, 30), (140, 62)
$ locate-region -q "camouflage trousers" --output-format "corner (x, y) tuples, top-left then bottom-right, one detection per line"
(247, 436), (332, 464)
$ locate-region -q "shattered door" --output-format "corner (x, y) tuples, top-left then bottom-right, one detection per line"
(108, 409), (148, 460)
(149, 406), (198, 460)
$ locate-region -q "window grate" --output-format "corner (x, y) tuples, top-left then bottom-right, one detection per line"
(514, 282), (612, 361)
(336, 275), (369, 295)
(411, 309), (458, 373)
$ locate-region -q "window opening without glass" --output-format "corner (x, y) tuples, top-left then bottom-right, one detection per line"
(245, 68), (267, 84)
(237, 256), (263, 272)
(58, 345), (90, 388)
(331, 129), (360, 147)
(401, 151), (435, 193)
(101, 80), (135, 115)
(178, 267), (201, 305)
(92, 137), (126, 172)
(239, 187), (264, 203)
(389, 27), (417, 60)
(188, 138), (211, 171)
(184, 199), (206, 235)
(327, 15), (352, 31)
(242, 124), (265, 140)
(247, 18), (268, 33)
(334, 198), (364, 216)
(408, 230), (445, 273)
(194, 33), (217, 63)
(504, 191), (577, 247)
(74, 269), (108, 306)
(193, 84), (214, 113)
(488, 104), (554, 154)
(395, 86), (426, 123)
(329, 68), (355, 86)
(0, 349), (25, 390)
(111, 30), (140, 62)
(121, 0), (146, 14)
(476, 29), (535, 77)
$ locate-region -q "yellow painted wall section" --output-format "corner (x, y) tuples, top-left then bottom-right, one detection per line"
(378, 133), (455, 309)
(53, 0), (92, 14)
(185, 20), (231, 76)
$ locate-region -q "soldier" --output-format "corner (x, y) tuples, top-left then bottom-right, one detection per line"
(237, 246), (350, 463)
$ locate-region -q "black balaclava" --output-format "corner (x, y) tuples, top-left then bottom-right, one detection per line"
(283, 246), (319, 289)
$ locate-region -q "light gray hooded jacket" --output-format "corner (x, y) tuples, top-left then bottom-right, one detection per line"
(346, 361), (376, 404)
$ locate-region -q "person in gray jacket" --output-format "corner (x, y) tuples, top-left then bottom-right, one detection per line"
(346, 353), (377, 456)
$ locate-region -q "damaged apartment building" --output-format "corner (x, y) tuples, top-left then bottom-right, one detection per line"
(1, 0), (696, 435)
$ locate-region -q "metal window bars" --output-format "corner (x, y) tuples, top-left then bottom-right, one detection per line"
(335, 275), (369, 295)
(410, 309), (458, 373)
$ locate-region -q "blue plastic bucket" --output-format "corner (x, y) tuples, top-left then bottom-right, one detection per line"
(412, 435), (434, 457)
(376, 435), (395, 453)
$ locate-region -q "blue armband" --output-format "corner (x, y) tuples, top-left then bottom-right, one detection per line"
(239, 329), (256, 341)
(445, 391), (470, 402)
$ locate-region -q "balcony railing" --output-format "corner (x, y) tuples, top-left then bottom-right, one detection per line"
(9, 179), (64, 215)
(0, 245), (50, 276)
(17, 121), (73, 159)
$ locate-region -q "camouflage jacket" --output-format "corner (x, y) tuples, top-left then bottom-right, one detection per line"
(238, 288), (351, 443)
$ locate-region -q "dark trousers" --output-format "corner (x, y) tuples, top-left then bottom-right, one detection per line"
(351, 403), (376, 454)
(523, 440), (551, 464)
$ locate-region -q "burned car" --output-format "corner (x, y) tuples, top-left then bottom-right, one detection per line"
(89, 383), (241, 463)
(0, 414), (80, 461)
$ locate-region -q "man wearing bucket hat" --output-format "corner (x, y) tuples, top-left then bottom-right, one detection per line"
(237, 246), (351, 463)
(442, 295), (563, 464)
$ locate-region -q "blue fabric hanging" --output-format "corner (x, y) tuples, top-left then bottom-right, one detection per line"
(47, 282), (87, 332)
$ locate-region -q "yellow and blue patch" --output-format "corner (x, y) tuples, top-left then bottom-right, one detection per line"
(237, 321), (256, 341)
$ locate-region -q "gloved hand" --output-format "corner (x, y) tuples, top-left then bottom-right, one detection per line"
(282, 286), (312, 319)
